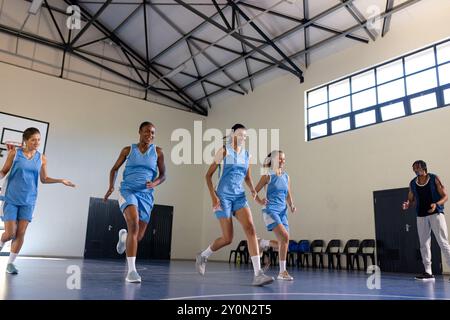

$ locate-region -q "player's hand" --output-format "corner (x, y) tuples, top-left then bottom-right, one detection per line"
(257, 198), (268, 206)
(62, 179), (75, 187)
(212, 194), (222, 211)
(402, 200), (409, 210)
(428, 203), (437, 213)
(146, 181), (156, 189)
(290, 204), (297, 213)
(104, 187), (114, 201)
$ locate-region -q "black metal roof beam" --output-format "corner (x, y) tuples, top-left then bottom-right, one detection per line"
(239, 1), (368, 44)
(189, 36), (273, 66)
(235, 33), (268, 44)
(121, 48), (147, 86)
(61, 45), (245, 96)
(148, 1), (240, 64)
(60, 29), (71, 78)
(231, 6), (236, 29)
(112, 3), (143, 34)
(70, 0), (113, 46)
(70, 50), (197, 111)
(182, 0), (356, 91)
(174, 0), (302, 79)
(194, 0), (421, 103)
(65, 0), (207, 115)
(311, 23), (368, 44)
(341, 0), (377, 41)
(239, 1), (304, 23)
(74, 36), (109, 49)
(187, 39), (211, 109)
(150, 3), (248, 94)
(235, 14), (252, 91)
(74, 47), (144, 72)
(382, 0), (395, 37)
(303, 0), (309, 68)
(150, 62), (245, 95)
(0, 23), (65, 50)
(75, 3), (143, 49)
(0, 23), (197, 112)
(212, 0), (232, 30)
(74, 47), (244, 97)
(43, 0), (66, 44)
(143, 1), (150, 99)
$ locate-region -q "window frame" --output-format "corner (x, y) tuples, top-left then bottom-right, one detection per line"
(306, 38), (450, 141)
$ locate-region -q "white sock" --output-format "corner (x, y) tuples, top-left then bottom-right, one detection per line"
(0, 241), (4, 248)
(251, 256), (261, 276)
(127, 257), (136, 273)
(8, 252), (18, 264)
(425, 266), (432, 275)
(280, 260), (286, 273)
(201, 246), (214, 258)
(260, 239), (270, 249)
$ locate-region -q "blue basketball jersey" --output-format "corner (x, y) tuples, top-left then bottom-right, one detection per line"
(216, 144), (249, 197)
(265, 171), (289, 212)
(4, 149), (42, 206)
(120, 144), (158, 193)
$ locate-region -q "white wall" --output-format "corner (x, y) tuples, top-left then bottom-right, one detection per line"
(200, 0), (450, 274)
(0, 62), (205, 259)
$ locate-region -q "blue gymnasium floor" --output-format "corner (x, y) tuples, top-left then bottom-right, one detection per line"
(0, 257), (449, 300)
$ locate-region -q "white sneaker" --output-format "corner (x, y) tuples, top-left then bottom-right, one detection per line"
(116, 229), (127, 255)
(277, 270), (294, 281)
(252, 270), (274, 286)
(6, 263), (18, 275)
(126, 270), (141, 283)
(195, 252), (207, 275)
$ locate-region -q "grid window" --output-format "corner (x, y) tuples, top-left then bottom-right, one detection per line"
(444, 89), (450, 105)
(329, 79), (350, 100)
(329, 96), (351, 118)
(306, 39), (450, 140)
(437, 42), (450, 64)
(410, 93), (437, 113)
(352, 70), (375, 92)
(355, 110), (376, 128)
(310, 123), (327, 139)
(381, 102), (405, 121)
(352, 88), (376, 111)
(308, 87), (327, 107)
(377, 59), (403, 84)
(331, 117), (350, 134)
(404, 48), (435, 75)
(308, 103), (328, 124)
(405, 68), (438, 95)
(438, 63), (450, 85)
(378, 79), (405, 103)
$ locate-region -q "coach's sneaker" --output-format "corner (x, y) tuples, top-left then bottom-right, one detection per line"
(125, 270), (141, 283)
(116, 229), (127, 255)
(195, 253), (207, 276)
(6, 263), (18, 275)
(252, 270), (274, 286)
(277, 270), (294, 281)
(415, 272), (435, 281)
